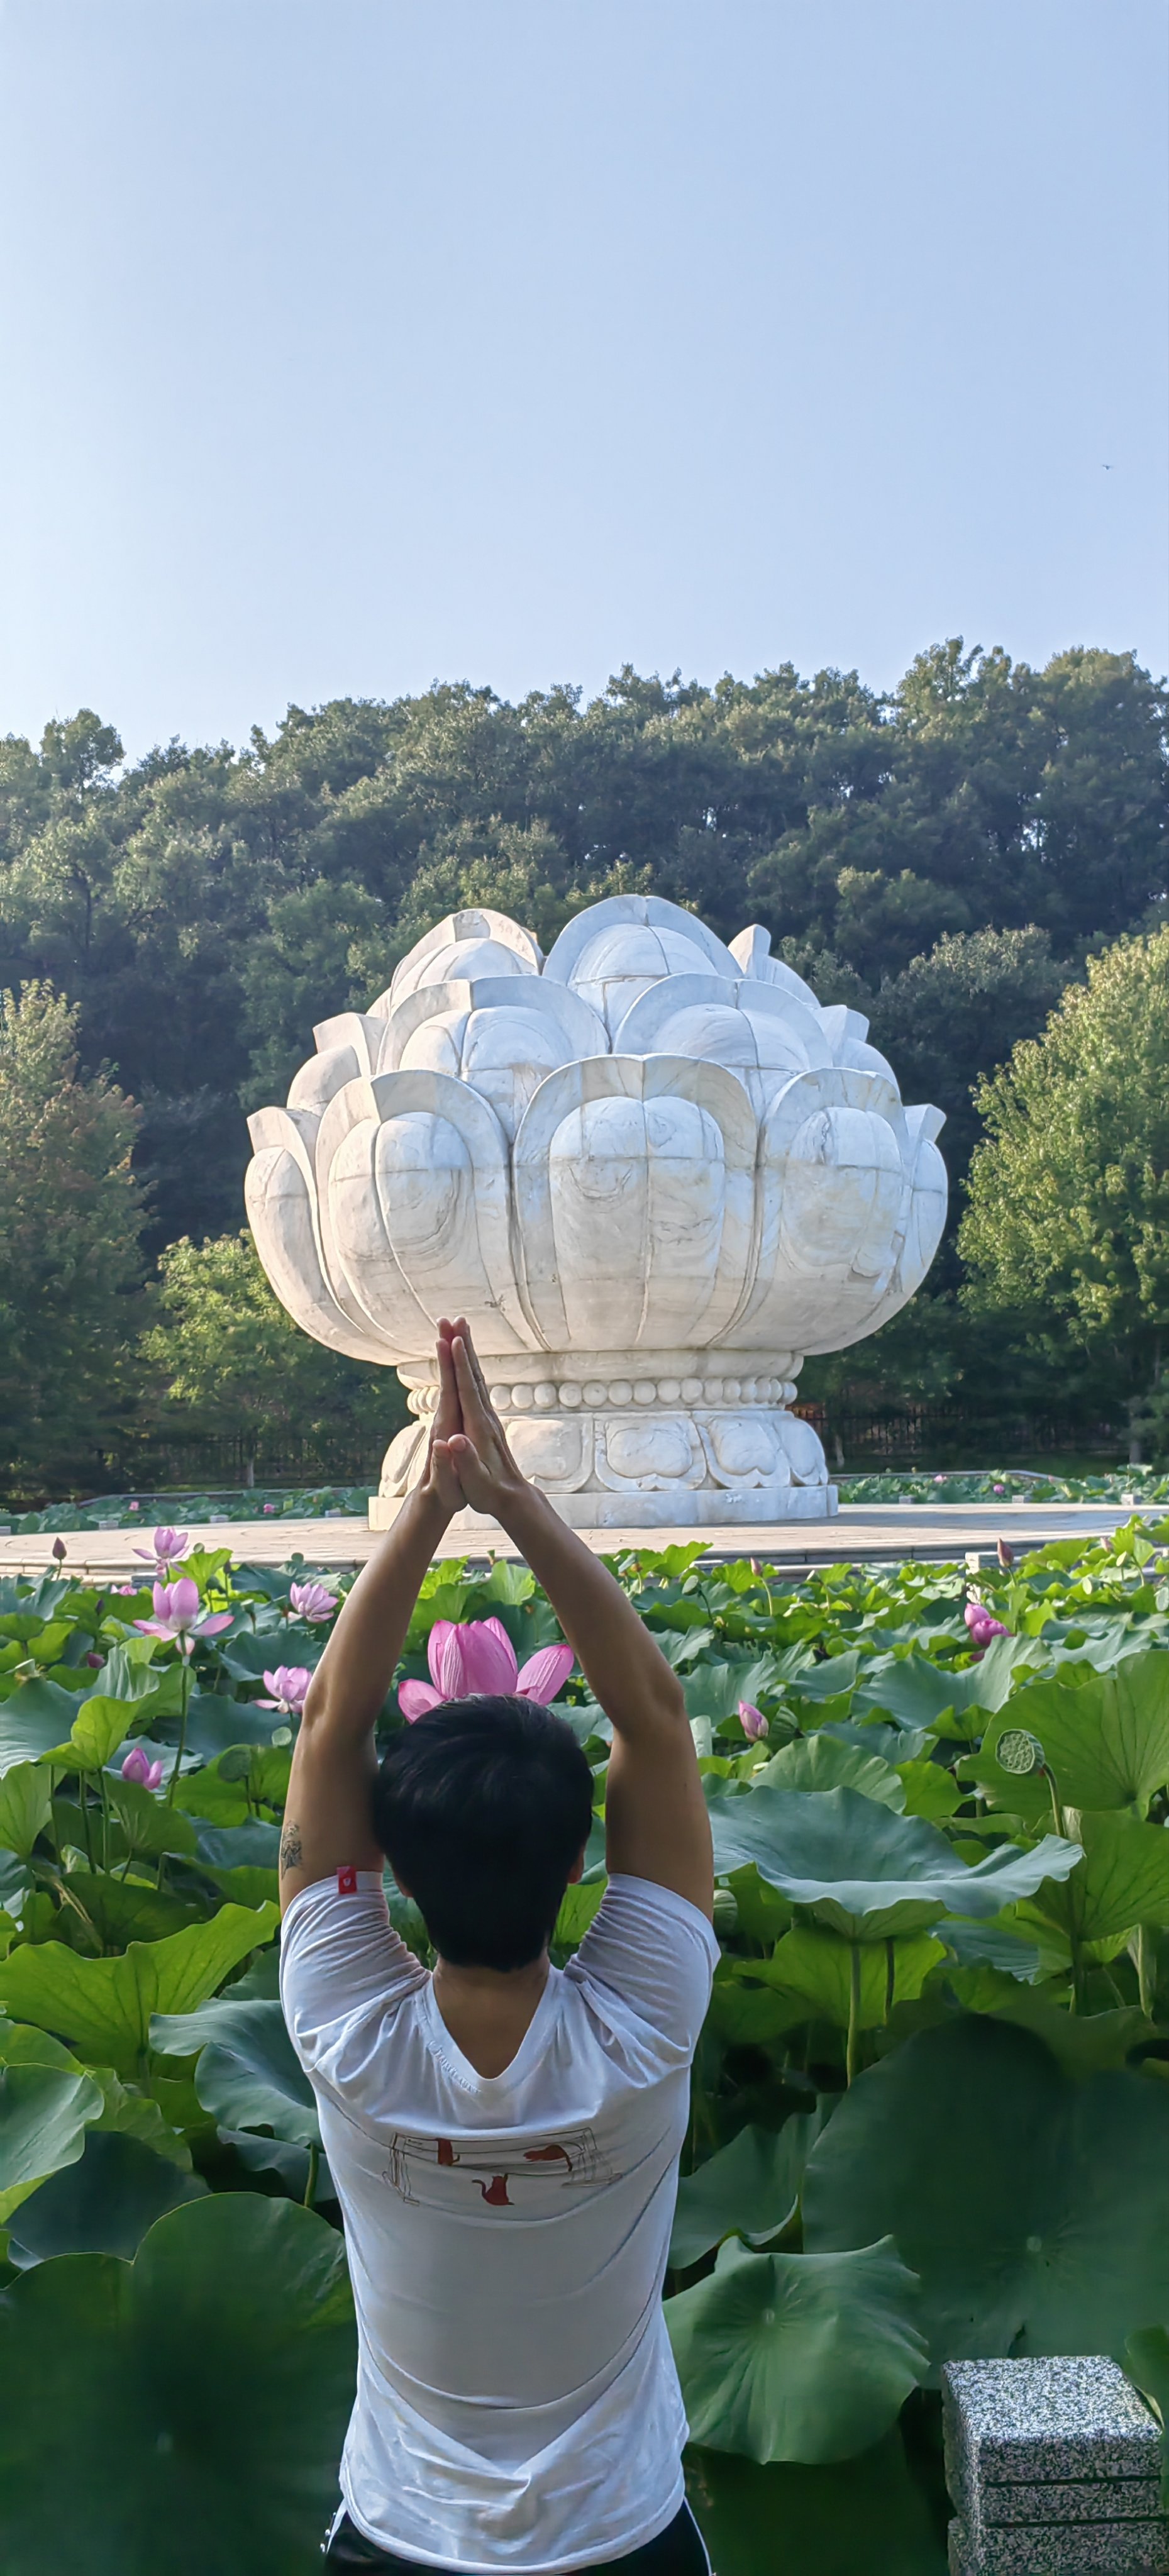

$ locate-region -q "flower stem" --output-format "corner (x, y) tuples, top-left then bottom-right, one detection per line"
(167, 1655), (192, 1806)
(304, 2143), (319, 2207)
(846, 1943), (862, 2085)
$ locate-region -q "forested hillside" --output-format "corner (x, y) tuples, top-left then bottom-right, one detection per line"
(1, 639), (1165, 1489)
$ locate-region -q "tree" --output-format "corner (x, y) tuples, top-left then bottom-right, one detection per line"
(959, 931), (1169, 1437)
(0, 982), (143, 1497)
(142, 1231), (404, 1476)
(867, 927), (1072, 1255)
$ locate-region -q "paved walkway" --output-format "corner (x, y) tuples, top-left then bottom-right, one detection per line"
(1, 1499), (1161, 1582)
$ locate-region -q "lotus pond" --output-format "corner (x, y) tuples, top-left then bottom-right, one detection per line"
(1, 1526), (1167, 2575)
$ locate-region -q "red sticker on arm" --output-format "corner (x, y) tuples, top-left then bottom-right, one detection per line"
(337, 1866), (358, 1894)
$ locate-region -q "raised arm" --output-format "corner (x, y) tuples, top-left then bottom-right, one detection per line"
(439, 1333), (713, 1918)
(278, 1327), (463, 1911)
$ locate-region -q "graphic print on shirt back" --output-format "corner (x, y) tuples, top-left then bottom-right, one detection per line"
(382, 2124), (618, 2208)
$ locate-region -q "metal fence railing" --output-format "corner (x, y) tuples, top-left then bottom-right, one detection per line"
(793, 1402), (1124, 1468)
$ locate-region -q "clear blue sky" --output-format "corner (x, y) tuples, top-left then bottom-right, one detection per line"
(1, 0), (1165, 761)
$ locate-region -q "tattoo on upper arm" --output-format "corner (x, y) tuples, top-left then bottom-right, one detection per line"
(279, 1823), (304, 1877)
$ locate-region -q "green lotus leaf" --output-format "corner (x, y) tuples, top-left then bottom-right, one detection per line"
(665, 2235), (928, 2462)
(194, 1819), (282, 1870)
(707, 1783), (1082, 1940)
(939, 1970), (1155, 2076)
(0, 2060), (103, 2224)
(980, 1653), (1169, 1816)
(219, 2126), (335, 2201)
(761, 1925), (946, 2029)
(895, 1758), (961, 1821)
(182, 1692), (287, 1761)
(853, 1636), (1034, 1735)
(151, 1994), (320, 2146)
(87, 2068), (192, 2167)
(104, 1775), (199, 1860)
(785, 1652), (865, 1706)
(707, 1969), (807, 2046)
(1029, 1810), (1169, 1944)
(0, 1762), (52, 1858)
(723, 1865), (793, 1943)
(554, 1880), (604, 1947)
(52, 1870), (206, 1950)
(670, 2111), (828, 2270)
(0, 1903), (277, 2075)
(0, 2021), (189, 2163)
(756, 1735), (905, 1809)
(8, 2126), (207, 2261)
(684, 1657), (782, 1726)
(804, 2015), (1169, 2367)
(0, 2194), (357, 2576)
(938, 1916), (1043, 1981)
(0, 2016), (77, 2067)
(685, 2430), (948, 2576)
(0, 1680), (84, 1775)
(55, 1694), (146, 1773)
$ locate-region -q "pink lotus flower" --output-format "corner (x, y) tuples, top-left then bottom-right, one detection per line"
(262, 1503), (276, 1515)
(121, 1745), (165, 1792)
(134, 1524), (190, 1577)
(289, 1580), (338, 1622)
(128, 1501), (140, 1513)
(134, 1575), (232, 1656)
(399, 1617), (575, 1720)
(965, 1599), (1010, 1649)
(738, 1699), (770, 1741)
(258, 1665), (312, 1714)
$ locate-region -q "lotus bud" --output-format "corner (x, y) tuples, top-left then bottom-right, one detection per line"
(738, 1699), (770, 1741)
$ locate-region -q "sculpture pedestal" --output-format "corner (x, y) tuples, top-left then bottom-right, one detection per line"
(372, 1351), (838, 1533)
(369, 1480), (839, 1533)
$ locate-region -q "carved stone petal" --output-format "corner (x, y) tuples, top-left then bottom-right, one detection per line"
(363, 1069), (535, 1355)
(543, 894), (738, 1038)
(245, 1108), (389, 1363)
(512, 1054), (755, 1354)
(612, 972), (828, 1103)
(379, 975), (607, 1072)
(726, 1067), (912, 1350)
(379, 908), (541, 1009)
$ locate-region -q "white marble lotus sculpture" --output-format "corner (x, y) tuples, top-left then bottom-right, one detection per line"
(245, 896), (947, 1528)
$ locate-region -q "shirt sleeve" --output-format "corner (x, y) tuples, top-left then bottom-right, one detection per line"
(565, 1874), (720, 2057)
(279, 1869), (427, 2083)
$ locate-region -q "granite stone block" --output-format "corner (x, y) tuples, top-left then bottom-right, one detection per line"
(945, 2358), (1167, 2576)
(943, 2358), (1163, 2489)
(948, 2515), (1168, 2575)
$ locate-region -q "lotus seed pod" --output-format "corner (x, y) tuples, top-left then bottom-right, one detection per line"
(995, 1728), (1044, 1776)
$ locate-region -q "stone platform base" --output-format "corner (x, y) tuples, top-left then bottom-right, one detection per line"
(369, 1482), (839, 1533)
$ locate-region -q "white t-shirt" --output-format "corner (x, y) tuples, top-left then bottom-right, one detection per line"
(279, 1870), (719, 2574)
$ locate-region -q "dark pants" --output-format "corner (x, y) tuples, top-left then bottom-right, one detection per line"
(324, 2501), (710, 2575)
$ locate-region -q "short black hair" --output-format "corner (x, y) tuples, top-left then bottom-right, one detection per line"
(372, 1694), (594, 1972)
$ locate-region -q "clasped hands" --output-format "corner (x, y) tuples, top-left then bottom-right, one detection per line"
(421, 1318), (527, 1520)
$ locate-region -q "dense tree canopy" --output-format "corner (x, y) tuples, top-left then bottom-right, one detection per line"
(143, 1233), (402, 1470)
(1, 640), (1165, 1487)
(2, 643), (1162, 1257)
(960, 931), (1169, 1424)
(0, 983), (143, 1491)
